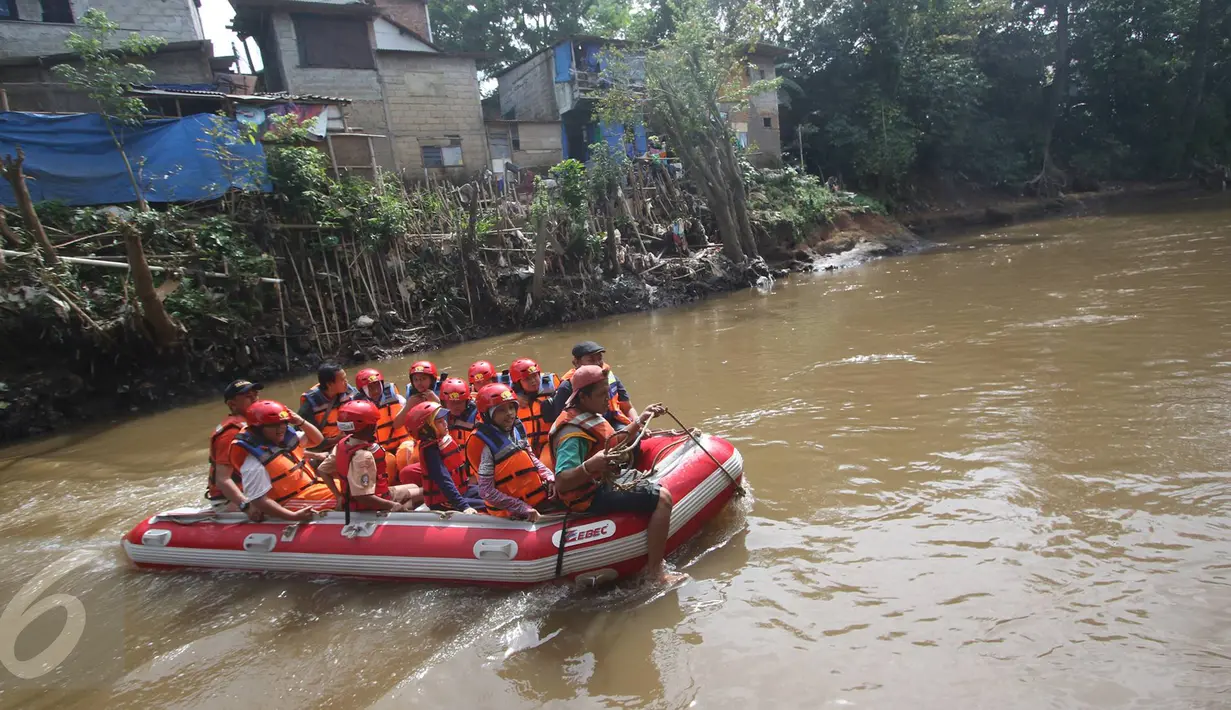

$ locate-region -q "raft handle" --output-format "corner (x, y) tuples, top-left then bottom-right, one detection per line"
(473, 539), (518, 560)
(141, 529), (172, 547)
(243, 534), (278, 553)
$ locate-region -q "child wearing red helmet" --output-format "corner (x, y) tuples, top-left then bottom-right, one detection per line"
(316, 400), (423, 512)
(403, 401), (482, 513)
(467, 383), (556, 521)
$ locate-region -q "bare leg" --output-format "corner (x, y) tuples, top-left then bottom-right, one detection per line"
(644, 487), (681, 581)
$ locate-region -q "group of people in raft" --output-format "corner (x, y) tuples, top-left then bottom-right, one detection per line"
(206, 341), (682, 581)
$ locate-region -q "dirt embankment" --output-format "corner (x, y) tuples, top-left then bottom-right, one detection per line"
(897, 181), (1198, 236)
(0, 234), (840, 444)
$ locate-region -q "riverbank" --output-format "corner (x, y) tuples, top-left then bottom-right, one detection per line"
(0, 212), (922, 444)
(898, 181), (1200, 236)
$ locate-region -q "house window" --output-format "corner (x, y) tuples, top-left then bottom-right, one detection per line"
(42, 0), (74, 23)
(510, 124), (520, 151)
(293, 14), (375, 69)
(0, 0), (18, 20)
(423, 142), (464, 167)
(422, 146), (444, 167)
(763, 116), (773, 128)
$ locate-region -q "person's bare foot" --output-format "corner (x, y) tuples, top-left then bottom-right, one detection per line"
(650, 566), (689, 586)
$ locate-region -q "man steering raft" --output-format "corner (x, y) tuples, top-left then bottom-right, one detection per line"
(545, 365), (681, 583)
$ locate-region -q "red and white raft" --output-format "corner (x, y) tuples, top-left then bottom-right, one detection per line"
(122, 433), (744, 587)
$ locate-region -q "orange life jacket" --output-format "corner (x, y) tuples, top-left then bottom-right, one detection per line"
(206, 415), (246, 502)
(561, 365), (632, 427)
(230, 430), (334, 505)
(511, 380), (556, 460)
(466, 422), (551, 518)
(300, 384), (360, 441)
(361, 383), (409, 454)
(393, 438), (419, 477)
(335, 435), (391, 511)
(417, 434), (470, 509)
(545, 408), (617, 512)
(447, 402), (478, 451)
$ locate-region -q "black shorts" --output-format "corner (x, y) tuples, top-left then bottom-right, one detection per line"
(585, 481), (662, 515)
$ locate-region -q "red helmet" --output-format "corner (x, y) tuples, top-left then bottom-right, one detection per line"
(405, 401), (444, 437)
(355, 368), (383, 388)
(245, 400), (291, 427)
(439, 377), (469, 403)
(468, 360), (497, 387)
(476, 383), (517, 414)
(509, 358), (541, 383)
(337, 399), (380, 430)
(409, 360), (438, 378)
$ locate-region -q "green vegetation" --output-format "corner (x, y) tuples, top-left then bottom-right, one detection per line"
(434, 0), (1231, 199)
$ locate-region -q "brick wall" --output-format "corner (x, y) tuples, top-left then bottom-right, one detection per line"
(371, 0), (430, 40)
(497, 53), (558, 122)
(271, 13), (383, 101)
(1, 0), (202, 58)
(380, 52), (486, 176)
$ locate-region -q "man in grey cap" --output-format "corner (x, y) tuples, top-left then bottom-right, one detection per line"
(206, 379), (263, 512)
(551, 340), (638, 428)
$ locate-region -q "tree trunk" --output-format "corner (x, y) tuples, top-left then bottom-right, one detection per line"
(1, 149), (60, 266)
(1031, 0), (1069, 196)
(715, 140), (759, 257)
(0, 206), (20, 248)
(115, 220), (181, 348)
(1176, 0), (1212, 170)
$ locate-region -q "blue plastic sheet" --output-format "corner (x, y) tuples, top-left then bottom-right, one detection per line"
(554, 42), (573, 83)
(0, 112), (270, 207)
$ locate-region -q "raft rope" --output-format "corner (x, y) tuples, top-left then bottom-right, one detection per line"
(664, 411), (745, 495)
(554, 511), (571, 578)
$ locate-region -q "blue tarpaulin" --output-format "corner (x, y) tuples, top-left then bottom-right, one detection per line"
(554, 42), (573, 83)
(0, 112), (270, 207)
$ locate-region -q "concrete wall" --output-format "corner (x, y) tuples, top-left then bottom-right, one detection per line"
(745, 56), (781, 167)
(496, 52), (557, 122)
(0, 44), (214, 111)
(1, 0), (203, 58)
(372, 0), (430, 41)
(513, 121), (562, 168)
(270, 13), (382, 101)
(380, 52), (486, 177)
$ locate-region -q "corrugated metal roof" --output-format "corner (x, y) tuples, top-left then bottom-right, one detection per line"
(129, 85), (353, 105)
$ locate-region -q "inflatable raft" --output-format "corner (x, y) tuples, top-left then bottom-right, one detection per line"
(122, 432), (744, 587)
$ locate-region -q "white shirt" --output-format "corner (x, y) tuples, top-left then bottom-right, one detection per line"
(239, 430), (306, 502)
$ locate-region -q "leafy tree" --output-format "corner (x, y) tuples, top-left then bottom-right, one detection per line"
(53, 9), (181, 347)
(599, 0), (778, 262)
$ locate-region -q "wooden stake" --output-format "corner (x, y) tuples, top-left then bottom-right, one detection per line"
(287, 249), (325, 353)
(275, 281), (291, 372)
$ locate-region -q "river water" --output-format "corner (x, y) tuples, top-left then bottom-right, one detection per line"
(2, 197), (1229, 708)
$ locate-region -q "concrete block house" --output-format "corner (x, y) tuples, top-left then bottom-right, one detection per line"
(492, 36), (787, 168)
(0, 0), (220, 110)
(231, 0), (490, 180)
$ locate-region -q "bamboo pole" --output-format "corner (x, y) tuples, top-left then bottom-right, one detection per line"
(286, 249), (325, 353)
(275, 281), (291, 372)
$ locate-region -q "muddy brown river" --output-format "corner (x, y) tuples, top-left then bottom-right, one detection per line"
(2, 197), (1230, 708)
